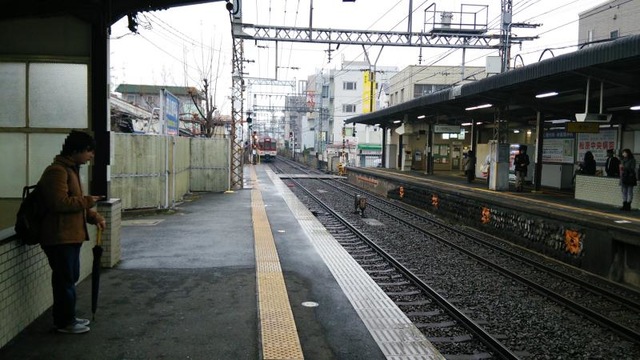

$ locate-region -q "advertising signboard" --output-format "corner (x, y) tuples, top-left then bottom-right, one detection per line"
(576, 128), (617, 164)
(161, 89), (180, 136)
(543, 130), (574, 163)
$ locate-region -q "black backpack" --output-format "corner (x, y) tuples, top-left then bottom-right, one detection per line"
(14, 184), (47, 246)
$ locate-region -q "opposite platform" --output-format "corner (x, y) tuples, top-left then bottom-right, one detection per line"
(345, 166), (640, 288)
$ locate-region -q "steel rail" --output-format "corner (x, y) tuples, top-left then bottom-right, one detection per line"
(327, 180), (640, 344)
(291, 177), (520, 360)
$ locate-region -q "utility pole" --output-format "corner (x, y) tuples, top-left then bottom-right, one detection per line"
(497, 0), (540, 141)
(501, 0), (540, 72)
(317, 71), (324, 167)
(500, 0), (513, 73)
(229, 0), (246, 190)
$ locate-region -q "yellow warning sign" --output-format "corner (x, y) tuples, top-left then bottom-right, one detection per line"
(566, 122), (600, 133)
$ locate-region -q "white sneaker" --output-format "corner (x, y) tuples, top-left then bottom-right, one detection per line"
(75, 318), (90, 326)
(57, 323), (90, 334)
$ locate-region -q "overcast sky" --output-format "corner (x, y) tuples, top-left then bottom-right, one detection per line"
(109, 0), (610, 113)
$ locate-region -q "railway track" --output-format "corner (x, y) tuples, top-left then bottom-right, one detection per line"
(271, 157), (640, 358)
(327, 180), (640, 338)
(288, 174), (519, 359)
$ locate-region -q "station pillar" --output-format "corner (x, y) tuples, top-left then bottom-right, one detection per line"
(488, 140), (510, 191)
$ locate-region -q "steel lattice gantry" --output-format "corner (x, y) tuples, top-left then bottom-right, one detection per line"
(238, 25), (511, 48)
(230, 31), (245, 190)
(227, 0), (535, 189)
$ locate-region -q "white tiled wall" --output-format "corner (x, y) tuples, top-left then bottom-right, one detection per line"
(0, 200), (121, 348)
(575, 175), (640, 209)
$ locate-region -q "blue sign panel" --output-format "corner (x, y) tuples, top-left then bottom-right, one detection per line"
(163, 90), (180, 136)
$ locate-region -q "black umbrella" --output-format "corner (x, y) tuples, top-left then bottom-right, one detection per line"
(91, 228), (103, 321)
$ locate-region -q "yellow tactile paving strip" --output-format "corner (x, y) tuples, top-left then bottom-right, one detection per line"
(251, 166), (304, 360)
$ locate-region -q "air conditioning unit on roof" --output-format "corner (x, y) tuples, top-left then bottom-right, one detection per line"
(575, 113), (611, 122)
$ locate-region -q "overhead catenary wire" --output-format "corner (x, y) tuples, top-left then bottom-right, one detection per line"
(240, 0), (605, 118)
(318, 0), (603, 113)
(112, 10), (230, 88)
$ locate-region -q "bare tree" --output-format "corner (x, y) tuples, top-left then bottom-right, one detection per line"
(184, 33), (225, 137)
(188, 80), (217, 137)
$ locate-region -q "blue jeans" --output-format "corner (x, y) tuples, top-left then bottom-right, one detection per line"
(42, 244), (82, 328)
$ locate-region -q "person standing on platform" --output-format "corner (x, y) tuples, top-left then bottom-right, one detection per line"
(580, 151), (597, 175)
(513, 145), (530, 192)
(39, 130), (106, 334)
(605, 149), (620, 177)
(482, 153), (491, 187)
(619, 148), (637, 211)
(463, 150), (476, 183)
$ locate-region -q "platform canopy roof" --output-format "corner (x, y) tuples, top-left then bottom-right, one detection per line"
(0, 0), (224, 25)
(346, 34), (640, 130)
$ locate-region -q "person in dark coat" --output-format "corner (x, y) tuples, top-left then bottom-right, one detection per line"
(580, 151), (597, 175)
(619, 148), (637, 211)
(513, 145), (530, 191)
(462, 150), (477, 183)
(605, 149), (620, 177)
(39, 131), (106, 334)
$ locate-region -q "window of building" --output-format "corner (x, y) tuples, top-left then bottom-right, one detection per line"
(322, 85), (329, 98)
(610, 30), (619, 39)
(414, 84), (447, 98)
(400, 89), (404, 102)
(343, 81), (357, 90)
(343, 104), (356, 113)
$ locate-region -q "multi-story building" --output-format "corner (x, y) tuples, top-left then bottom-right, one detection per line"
(388, 65), (487, 106)
(114, 84), (204, 115)
(578, 0), (640, 46)
(305, 61), (399, 167)
(114, 83), (209, 136)
(283, 94), (307, 154)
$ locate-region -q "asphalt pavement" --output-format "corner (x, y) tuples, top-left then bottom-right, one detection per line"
(1, 190), (259, 360)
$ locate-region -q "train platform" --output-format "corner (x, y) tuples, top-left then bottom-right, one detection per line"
(358, 167), (640, 230)
(344, 166), (640, 289)
(0, 165), (443, 360)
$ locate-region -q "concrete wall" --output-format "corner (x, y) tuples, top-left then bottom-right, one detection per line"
(190, 137), (230, 192)
(578, 0), (640, 44)
(111, 134), (230, 210)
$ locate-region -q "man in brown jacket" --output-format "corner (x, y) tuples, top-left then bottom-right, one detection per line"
(39, 130), (106, 334)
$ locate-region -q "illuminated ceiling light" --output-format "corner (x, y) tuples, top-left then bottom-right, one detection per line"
(461, 122), (472, 126)
(417, 115), (426, 119)
(535, 91), (558, 98)
(465, 103), (492, 111)
(526, 130), (532, 135)
(393, 120), (402, 123)
(513, 129), (520, 133)
(631, 105), (640, 110)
